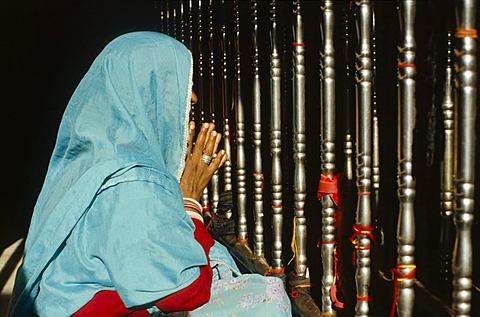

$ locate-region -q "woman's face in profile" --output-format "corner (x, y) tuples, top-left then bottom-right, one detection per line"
(191, 91), (198, 106)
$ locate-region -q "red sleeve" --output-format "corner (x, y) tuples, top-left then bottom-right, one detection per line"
(73, 218), (214, 317)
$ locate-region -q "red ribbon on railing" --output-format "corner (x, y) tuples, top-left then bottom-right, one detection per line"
(390, 264), (416, 317)
(317, 174), (339, 206)
(349, 224), (374, 265)
(455, 27), (478, 39)
(331, 247), (345, 309)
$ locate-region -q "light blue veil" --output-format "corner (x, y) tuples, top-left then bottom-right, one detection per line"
(9, 31), (194, 316)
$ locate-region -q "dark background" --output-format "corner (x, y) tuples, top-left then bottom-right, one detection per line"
(0, 0), (479, 316)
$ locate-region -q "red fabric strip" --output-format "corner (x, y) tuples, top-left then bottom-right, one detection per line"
(390, 264), (416, 317)
(317, 174), (339, 206)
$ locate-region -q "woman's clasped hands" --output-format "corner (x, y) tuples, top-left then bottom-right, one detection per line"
(180, 122), (227, 201)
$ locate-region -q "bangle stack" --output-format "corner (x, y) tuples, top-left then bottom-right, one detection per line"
(183, 197), (204, 224)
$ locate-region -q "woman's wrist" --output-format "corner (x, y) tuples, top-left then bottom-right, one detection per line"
(183, 197), (204, 224)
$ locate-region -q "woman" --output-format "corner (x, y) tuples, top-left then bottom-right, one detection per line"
(9, 32), (291, 316)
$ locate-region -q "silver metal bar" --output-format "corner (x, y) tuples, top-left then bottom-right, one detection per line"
(166, 1), (170, 35)
(395, 1), (417, 316)
(251, 0), (265, 257)
(208, 0), (220, 215)
(319, 0), (336, 314)
(343, 2), (354, 181)
(180, 0), (185, 43)
(188, 0), (193, 52)
(159, 1), (165, 33)
(197, 0), (211, 216)
(269, 0), (284, 272)
(292, 0), (308, 278)
(439, 30), (455, 285)
(234, 0), (248, 241)
(221, 1), (233, 219)
(353, 1), (373, 316)
(452, 0), (477, 315)
(371, 3), (380, 228)
(173, 7), (177, 40)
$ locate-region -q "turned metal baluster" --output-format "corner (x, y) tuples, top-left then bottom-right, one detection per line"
(270, 0), (284, 273)
(208, 0), (220, 215)
(197, 0), (210, 215)
(439, 30), (455, 286)
(371, 4), (381, 232)
(452, 0), (477, 315)
(250, 0), (265, 257)
(179, 1), (185, 43)
(188, 0), (193, 52)
(395, 1), (417, 316)
(159, 1), (165, 33)
(292, 0), (308, 278)
(353, 1), (373, 316)
(343, 2), (355, 181)
(166, 1), (170, 36)
(173, 7), (177, 40)
(319, 1), (337, 314)
(221, 3), (233, 217)
(233, 0), (248, 242)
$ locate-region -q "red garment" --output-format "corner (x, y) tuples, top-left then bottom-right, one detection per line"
(74, 218), (214, 317)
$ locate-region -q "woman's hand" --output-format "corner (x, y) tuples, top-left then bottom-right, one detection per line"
(180, 122), (227, 201)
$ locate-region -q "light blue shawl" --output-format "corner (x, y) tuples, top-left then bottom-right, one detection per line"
(9, 31), (203, 316)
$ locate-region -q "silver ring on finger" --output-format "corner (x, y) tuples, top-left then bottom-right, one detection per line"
(202, 154), (212, 165)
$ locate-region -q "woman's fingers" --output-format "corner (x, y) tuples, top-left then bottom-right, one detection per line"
(209, 150), (227, 170)
(191, 123), (210, 158)
(187, 121), (195, 156)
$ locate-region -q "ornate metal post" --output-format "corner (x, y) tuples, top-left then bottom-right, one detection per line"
(352, 1), (372, 316)
(269, 0), (284, 274)
(439, 30), (455, 286)
(233, 0), (248, 242)
(292, 0), (308, 281)
(452, 0), (477, 315)
(251, 0), (265, 258)
(166, 0), (170, 36)
(289, 2), (321, 315)
(197, 0), (211, 216)
(371, 4), (381, 231)
(208, 0), (220, 215)
(173, 6), (177, 40)
(220, 1), (233, 218)
(188, 0), (193, 52)
(343, 2), (355, 182)
(319, 1), (337, 315)
(179, 0), (185, 43)
(159, 1), (165, 33)
(393, 1), (417, 316)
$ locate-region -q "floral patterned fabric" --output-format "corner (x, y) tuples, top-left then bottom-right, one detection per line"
(189, 242), (292, 317)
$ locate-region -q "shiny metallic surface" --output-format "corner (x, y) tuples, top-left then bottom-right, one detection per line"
(221, 11), (233, 219)
(343, 3), (354, 181)
(208, 0), (219, 215)
(269, 0), (284, 271)
(452, 0), (477, 315)
(233, 0), (248, 241)
(371, 5), (380, 220)
(439, 31), (455, 284)
(354, 1), (372, 315)
(197, 0), (210, 215)
(292, 0), (308, 278)
(396, 1), (417, 316)
(251, 0), (265, 257)
(319, 1), (336, 314)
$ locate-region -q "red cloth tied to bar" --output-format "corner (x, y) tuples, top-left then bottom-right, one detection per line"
(349, 224), (374, 265)
(317, 174), (339, 206)
(390, 264), (416, 317)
